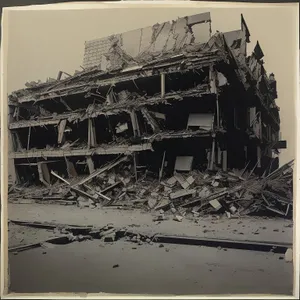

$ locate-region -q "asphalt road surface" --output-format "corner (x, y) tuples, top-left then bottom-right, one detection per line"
(8, 240), (293, 295)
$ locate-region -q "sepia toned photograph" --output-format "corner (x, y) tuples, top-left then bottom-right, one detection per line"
(1, 2), (299, 297)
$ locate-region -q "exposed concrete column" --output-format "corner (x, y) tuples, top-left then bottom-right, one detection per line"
(209, 65), (219, 128)
(216, 95), (220, 128)
(217, 146), (222, 165)
(130, 110), (140, 137)
(209, 136), (216, 171)
(133, 153), (138, 182)
(257, 145), (262, 168)
(161, 72), (165, 98)
(27, 126), (32, 150)
(222, 150), (228, 172)
(86, 156), (95, 174)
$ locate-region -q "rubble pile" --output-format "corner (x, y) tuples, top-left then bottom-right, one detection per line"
(9, 157), (293, 219)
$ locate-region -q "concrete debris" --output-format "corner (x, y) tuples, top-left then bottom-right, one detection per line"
(104, 233), (116, 242)
(116, 122), (128, 134)
(170, 189), (196, 200)
(209, 199), (222, 211)
(173, 215), (183, 222)
(285, 248), (293, 263)
(9, 159), (293, 219)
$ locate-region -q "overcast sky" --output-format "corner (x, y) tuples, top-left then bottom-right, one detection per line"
(5, 3), (298, 165)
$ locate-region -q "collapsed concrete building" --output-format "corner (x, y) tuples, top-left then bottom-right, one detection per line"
(8, 12), (292, 217)
(8, 12), (286, 184)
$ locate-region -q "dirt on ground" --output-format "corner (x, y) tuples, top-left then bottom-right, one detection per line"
(8, 223), (60, 248)
(8, 203), (293, 244)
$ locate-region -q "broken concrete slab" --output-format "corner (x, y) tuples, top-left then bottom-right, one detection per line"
(209, 199), (222, 211)
(174, 156), (194, 172)
(170, 189), (196, 200)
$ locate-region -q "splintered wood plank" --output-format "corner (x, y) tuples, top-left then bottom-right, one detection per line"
(41, 163), (51, 184)
(27, 127), (32, 150)
(65, 158), (78, 178)
(130, 110), (140, 137)
(37, 162), (50, 187)
(58, 119), (67, 144)
(90, 119), (97, 147)
(86, 156), (95, 174)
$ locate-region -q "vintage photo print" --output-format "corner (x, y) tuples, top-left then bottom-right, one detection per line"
(1, 1), (299, 298)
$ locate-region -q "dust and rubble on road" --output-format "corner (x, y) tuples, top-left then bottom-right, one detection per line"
(9, 156), (293, 219)
(8, 219), (293, 262)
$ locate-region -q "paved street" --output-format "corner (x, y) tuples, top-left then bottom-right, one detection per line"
(9, 240), (293, 295)
(7, 203), (294, 295)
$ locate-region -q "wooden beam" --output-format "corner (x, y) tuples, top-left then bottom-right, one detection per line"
(90, 119), (97, 147)
(37, 162), (50, 187)
(76, 156), (128, 186)
(60, 98), (72, 111)
(216, 94), (220, 128)
(10, 119), (60, 129)
(50, 170), (96, 202)
(209, 65), (217, 94)
(65, 158), (78, 178)
(257, 146), (262, 168)
(86, 156), (95, 174)
(88, 119), (91, 148)
(217, 147), (221, 165)
(161, 73), (165, 98)
(100, 181), (122, 193)
(58, 120), (67, 144)
(209, 138), (216, 170)
(159, 151), (166, 182)
(71, 186), (96, 203)
(248, 161), (258, 179)
(50, 170), (70, 185)
(27, 127), (32, 150)
(141, 108), (160, 133)
(41, 163), (51, 184)
(13, 107), (20, 121)
(222, 150), (227, 172)
(83, 184), (111, 202)
(130, 110), (140, 137)
(133, 154), (138, 182)
(13, 132), (23, 151)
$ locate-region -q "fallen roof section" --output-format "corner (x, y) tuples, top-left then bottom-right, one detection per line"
(9, 33), (227, 104)
(83, 12), (212, 70)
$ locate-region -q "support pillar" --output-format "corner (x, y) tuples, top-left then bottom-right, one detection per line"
(86, 156), (95, 174)
(222, 150), (227, 172)
(161, 73), (165, 98)
(217, 146), (222, 165)
(27, 126), (32, 150)
(209, 137), (216, 170)
(133, 153), (138, 182)
(257, 145), (261, 168)
(88, 118), (96, 148)
(58, 120), (67, 144)
(130, 110), (140, 137)
(65, 157), (78, 178)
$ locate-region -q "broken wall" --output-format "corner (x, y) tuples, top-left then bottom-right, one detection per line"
(83, 12), (211, 70)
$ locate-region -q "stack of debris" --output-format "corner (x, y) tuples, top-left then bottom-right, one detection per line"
(9, 157), (293, 219)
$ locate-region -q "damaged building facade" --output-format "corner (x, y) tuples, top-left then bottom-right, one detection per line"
(8, 13), (287, 196)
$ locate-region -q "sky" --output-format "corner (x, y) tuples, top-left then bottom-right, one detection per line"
(4, 3), (299, 166)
